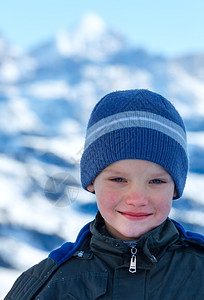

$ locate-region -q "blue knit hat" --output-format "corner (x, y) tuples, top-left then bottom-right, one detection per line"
(80, 89), (188, 199)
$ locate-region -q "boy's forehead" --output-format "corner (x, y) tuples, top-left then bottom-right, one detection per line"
(103, 159), (169, 174)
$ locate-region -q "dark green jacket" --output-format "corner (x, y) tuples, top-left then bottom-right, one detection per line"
(5, 214), (204, 300)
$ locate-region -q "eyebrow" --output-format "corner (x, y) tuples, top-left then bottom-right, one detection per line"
(151, 172), (172, 179)
(103, 168), (126, 175)
(103, 168), (171, 178)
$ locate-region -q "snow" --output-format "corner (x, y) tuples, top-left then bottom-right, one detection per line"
(0, 97), (42, 133)
(187, 131), (204, 148)
(82, 65), (152, 91)
(27, 80), (76, 100)
(0, 59), (19, 82)
(168, 63), (204, 117)
(170, 207), (204, 227)
(183, 173), (204, 205)
(0, 268), (21, 299)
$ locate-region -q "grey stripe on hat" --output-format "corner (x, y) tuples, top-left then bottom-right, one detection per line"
(85, 111), (187, 153)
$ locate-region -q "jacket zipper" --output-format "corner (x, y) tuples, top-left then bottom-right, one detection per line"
(129, 243), (137, 273)
(127, 242), (158, 273)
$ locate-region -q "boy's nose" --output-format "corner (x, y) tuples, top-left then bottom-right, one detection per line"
(124, 183), (149, 206)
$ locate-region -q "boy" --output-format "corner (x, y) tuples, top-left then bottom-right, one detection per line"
(5, 89), (204, 299)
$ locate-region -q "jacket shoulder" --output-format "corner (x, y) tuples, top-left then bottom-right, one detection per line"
(4, 257), (58, 300)
(172, 219), (204, 248)
(5, 222), (92, 300)
(49, 221), (92, 264)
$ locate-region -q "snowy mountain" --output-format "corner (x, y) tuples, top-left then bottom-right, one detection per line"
(0, 13), (204, 298)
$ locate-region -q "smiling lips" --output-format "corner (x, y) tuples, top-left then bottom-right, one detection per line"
(119, 211), (153, 220)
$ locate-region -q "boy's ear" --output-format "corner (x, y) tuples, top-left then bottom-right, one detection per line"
(87, 183), (94, 193)
(173, 188), (177, 199)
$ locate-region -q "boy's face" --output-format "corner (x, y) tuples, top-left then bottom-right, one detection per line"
(87, 159), (176, 241)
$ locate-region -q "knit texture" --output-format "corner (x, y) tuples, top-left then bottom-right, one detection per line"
(80, 89), (188, 199)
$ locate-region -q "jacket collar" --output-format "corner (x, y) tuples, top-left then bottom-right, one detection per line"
(49, 221), (92, 265)
(90, 212), (180, 257)
(49, 213), (204, 265)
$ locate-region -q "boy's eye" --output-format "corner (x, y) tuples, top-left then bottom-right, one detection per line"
(111, 178), (125, 182)
(150, 179), (164, 184)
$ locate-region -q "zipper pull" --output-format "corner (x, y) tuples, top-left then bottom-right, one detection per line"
(129, 245), (137, 273)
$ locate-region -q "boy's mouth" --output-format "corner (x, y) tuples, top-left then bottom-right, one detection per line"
(119, 211), (153, 220)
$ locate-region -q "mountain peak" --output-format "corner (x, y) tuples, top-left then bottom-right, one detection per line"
(56, 13), (125, 60)
(77, 12), (107, 39)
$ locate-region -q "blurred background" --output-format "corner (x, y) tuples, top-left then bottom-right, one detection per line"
(1, 0), (204, 297)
